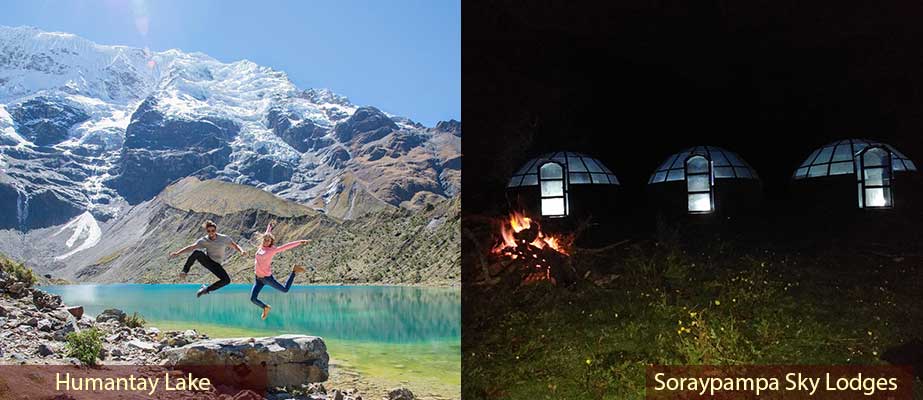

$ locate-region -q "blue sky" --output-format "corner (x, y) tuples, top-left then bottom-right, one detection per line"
(0, 0), (460, 126)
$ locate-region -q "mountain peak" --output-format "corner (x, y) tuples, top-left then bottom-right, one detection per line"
(302, 88), (352, 107)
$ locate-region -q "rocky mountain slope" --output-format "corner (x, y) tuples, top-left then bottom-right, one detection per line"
(0, 26), (460, 231)
(0, 177), (458, 286)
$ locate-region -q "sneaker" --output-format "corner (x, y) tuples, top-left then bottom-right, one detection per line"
(196, 284), (209, 298)
(292, 264), (306, 273)
(261, 305), (271, 320)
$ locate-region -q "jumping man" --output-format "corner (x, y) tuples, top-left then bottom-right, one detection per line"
(169, 220), (246, 297)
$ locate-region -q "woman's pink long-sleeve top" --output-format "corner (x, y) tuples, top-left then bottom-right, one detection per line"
(254, 223), (301, 277)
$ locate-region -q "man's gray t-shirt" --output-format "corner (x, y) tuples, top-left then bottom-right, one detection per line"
(194, 234), (235, 263)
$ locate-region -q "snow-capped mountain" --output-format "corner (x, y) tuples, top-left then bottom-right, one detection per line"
(0, 26), (460, 231)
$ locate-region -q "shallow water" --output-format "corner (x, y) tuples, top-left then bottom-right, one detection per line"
(44, 284), (460, 397)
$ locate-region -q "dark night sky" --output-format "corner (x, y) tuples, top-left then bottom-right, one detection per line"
(463, 1), (923, 215)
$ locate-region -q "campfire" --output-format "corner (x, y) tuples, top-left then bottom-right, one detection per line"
(489, 211), (573, 285)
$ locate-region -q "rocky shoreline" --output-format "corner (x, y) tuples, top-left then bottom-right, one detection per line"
(0, 268), (420, 400)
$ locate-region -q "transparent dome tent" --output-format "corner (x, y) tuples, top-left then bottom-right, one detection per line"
(793, 138), (917, 180)
(506, 151), (620, 221)
(649, 146), (760, 184)
(791, 139), (919, 210)
(647, 146), (762, 215)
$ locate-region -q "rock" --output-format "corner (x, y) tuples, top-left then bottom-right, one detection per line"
(6, 282), (27, 298)
(37, 318), (53, 332)
(49, 309), (71, 321)
(163, 335), (329, 389)
(66, 306), (84, 319)
(330, 389), (344, 400)
(145, 327), (160, 336)
(52, 324), (75, 341)
(77, 315), (95, 329)
(32, 290), (62, 310)
(37, 343), (54, 357)
(96, 308), (126, 323)
(305, 383), (326, 395)
(126, 340), (157, 352)
(182, 329), (197, 338)
(22, 317), (38, 327)
(0, 304), (7, 317)
(387, 387), (415, 400)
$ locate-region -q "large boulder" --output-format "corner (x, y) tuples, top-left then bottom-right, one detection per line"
(96, 308), (126, 323)
(32, 290), (62, 310)
(162, 335), (329, 389)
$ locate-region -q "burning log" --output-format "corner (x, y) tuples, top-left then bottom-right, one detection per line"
(487, 211), (575, 286)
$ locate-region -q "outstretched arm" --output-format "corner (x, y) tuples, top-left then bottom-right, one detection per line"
(231, 241), (247, 258)
(274, 239), (310, 253)
(169, 243), (199, 259)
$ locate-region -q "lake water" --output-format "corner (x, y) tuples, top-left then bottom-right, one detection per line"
(44, 284), (460, 398)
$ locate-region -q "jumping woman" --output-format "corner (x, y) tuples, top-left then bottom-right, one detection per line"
(251, 220), (310, 320)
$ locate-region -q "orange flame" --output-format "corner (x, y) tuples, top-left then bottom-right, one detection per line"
(492, 211), (569, 256)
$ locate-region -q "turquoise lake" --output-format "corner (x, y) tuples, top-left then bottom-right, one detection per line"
(44, 284), (461, 397)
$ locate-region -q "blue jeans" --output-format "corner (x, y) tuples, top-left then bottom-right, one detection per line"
(250, 272), (295, 308)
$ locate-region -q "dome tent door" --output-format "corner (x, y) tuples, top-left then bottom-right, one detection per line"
(856, 146), (893, 209)
(685, 155), (715, 213)
(538, 161), (569, 217)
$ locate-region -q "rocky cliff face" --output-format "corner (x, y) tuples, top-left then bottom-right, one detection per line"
(0, 26), (460, 230)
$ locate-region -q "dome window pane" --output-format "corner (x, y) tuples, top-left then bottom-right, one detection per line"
(653, 171), (668, 182)
(829, 161), (853, 175)
(583, 158), (604, 173)
(688, 194), (712, 212)
(735, 167), (753, 178)
(570, 172), (591, 184)
(568, 157), (588, 172)
(540, 163), (563, 179)
(814, 147), (834, 164)
(808, 165), (827, 177)
(715, 167), (734, 178)
(687, 157), (709, 173)
(832, 144), (852, 161)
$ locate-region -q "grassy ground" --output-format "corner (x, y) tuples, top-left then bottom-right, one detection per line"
(462, 229), (923, 399)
